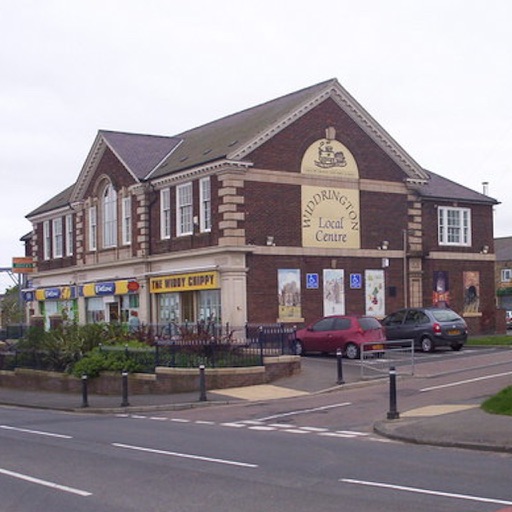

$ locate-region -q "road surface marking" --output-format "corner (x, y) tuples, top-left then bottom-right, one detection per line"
(336, 430), (369, 436)
(255, 402), (352, 421)
(402, 404), (477, 417)
(0, 425), (72, 439)
(112, 443), (258, 468)
(340, 478), (512, 506)
(0, 467), (91, 497)
(420, 371), (512, 392)
(320, 432), (357, 438)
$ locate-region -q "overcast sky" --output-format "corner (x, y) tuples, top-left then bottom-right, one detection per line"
(1, 0), (511, 293)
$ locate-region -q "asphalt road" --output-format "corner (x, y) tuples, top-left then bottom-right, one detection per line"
(0, 348), (511, 512)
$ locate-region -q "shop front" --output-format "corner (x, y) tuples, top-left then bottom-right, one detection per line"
(82, 279), (140, 324)
(33, 286), (78, 329)
(150, 270), (221, 325)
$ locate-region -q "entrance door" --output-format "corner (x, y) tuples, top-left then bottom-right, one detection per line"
(108, 301), (120, 323)
(181, 292), (195, 322)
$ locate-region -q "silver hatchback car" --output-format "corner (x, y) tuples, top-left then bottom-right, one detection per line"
(381, 307), (468, 352)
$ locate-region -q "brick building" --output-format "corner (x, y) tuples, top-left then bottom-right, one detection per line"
(24, 79), (499, 334)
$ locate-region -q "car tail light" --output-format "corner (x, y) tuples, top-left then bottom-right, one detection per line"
(433, 322), (442, 334)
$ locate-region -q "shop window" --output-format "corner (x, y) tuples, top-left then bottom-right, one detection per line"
(198, 289), (221, 322)
(158, 293), (180, 323)
(120, 294), (139, 322)
(438, 206), (471, 246)
(86, 297), (104, 323)
(177, 182), (193, 236)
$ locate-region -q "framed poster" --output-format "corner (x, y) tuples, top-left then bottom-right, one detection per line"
(323, 269), (345, 316)
(365, 269), (385, 317)
(278, 269), (302, 320)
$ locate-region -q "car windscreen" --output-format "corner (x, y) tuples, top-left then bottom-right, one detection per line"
(358, 317), (382, 331)
(430, 309), (463, 322)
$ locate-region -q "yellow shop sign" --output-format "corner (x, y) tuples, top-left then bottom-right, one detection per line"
(150, 271), (219, 293)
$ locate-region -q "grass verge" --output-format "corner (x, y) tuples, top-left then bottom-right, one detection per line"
(482, 386), (512, 416)
(467, 335), (512, 347)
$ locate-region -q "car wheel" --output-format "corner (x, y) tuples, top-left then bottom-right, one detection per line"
(345, 342), (359, 360)
(294, 340), (305, 356)
(420, 336), (435, 353)
(451, 343), (463, 352)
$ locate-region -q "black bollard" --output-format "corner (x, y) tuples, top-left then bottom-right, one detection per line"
(81, 374), (89, 408)
(199, 365), (207, 402)
(121, 370), (130, 407)
(336, 348), (345, 385)
(387, 366), (400, 420)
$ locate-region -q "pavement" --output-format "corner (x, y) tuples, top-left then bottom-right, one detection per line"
(0, 355), (511, 454)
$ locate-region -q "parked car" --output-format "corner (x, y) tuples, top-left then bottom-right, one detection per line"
(294, 315), (386, 359)
(381, 307), (468, 352)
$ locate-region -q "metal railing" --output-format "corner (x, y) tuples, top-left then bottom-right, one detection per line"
(0, 323), (297, 373)
(359, 339), (415, 380)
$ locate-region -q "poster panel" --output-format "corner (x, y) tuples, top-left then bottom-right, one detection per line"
(323, 269), (345, 316)
(463, 271), (480, 314)
(365, 269), (385, 317)
(278, 269), (302, 321)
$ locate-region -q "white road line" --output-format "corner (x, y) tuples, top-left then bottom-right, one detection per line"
(340, 478), (512, 506)
(221, 422), (246, 428)
(420, 371), (512, 392)
(299, 426), (329, 432)
(112, 443), (258, 468)
(195, 420), (215, 425)
(256, 402), (352, 422)
(283, 429), (310, 434)
(0, 425), (73, 439)
(169, 418), (190, 423)
(336, 430), (369, 436)
(0, 468), (91, 497)
(149, 417), (168, 421)
(248, 426), (276, 431)
(319, 432), (357, 438)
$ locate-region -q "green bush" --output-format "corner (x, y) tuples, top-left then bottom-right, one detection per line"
(70, 345), (146, 378)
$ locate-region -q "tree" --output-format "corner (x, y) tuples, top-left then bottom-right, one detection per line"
(1, 285), (23, 327)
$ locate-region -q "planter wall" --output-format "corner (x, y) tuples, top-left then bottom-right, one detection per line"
(0, 355), (300, 395)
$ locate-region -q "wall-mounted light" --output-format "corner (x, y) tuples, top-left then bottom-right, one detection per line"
(266, 236), (275, 246)
(379, 240), (389, 250)
(381, 257), (390, 268)
(481, 245), (489, 254)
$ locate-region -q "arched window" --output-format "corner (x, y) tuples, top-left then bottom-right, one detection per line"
(103, 184), (117, 248)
